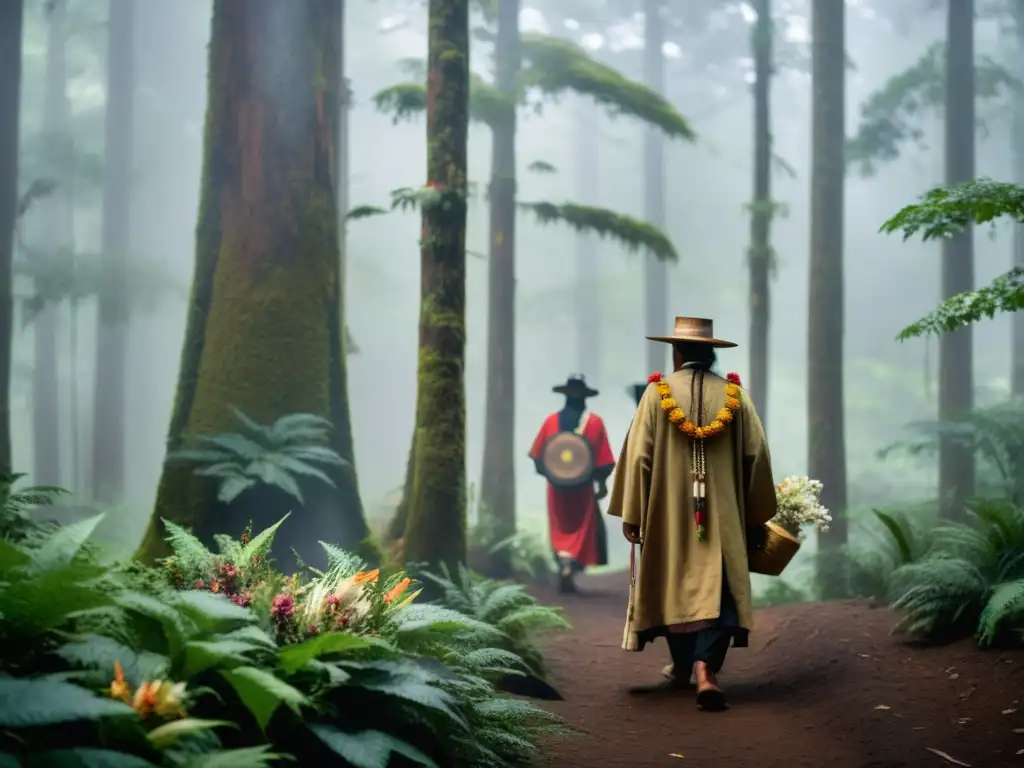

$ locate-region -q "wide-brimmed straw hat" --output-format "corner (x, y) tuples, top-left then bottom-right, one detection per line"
(553, 374), (599, 398)
(645, 317), (737, 348)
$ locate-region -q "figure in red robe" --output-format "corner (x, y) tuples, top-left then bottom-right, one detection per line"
(529, 375), (616, 593)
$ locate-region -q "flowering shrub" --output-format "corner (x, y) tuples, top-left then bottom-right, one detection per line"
(772, 475), (832, 539)
(0, 485), (568, 767)
(161, 517), (419, 646)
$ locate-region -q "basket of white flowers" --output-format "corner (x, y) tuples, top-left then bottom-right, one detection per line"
(748, 476), (832, 576)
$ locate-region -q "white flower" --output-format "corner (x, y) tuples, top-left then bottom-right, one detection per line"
(770, 475), (831, 540)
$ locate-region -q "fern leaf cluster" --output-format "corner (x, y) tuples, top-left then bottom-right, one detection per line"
(168, 410), (346, 505)
(885, 499), (1024, 645)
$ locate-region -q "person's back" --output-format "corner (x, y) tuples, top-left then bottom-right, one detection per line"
(608, 317), (777, 711)
(529, 375), (615, 592)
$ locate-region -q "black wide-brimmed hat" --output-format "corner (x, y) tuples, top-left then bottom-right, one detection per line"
(553, 374), (599, 398)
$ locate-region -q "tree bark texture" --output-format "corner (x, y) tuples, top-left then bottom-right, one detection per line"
(1012, 0), (1024, 398)
(30, 0), (70, 488)
(808, 0), (849, 595)
(642, 0), (668, 375)
(93, 0), (135, 503)
(136, 0), (370, 565)
(402, 0), (470, 572)
(575, 97), (600, 378)
(0, 0), (23, 474)
(748, 0), (772, 426)
(939, 0), (975, 520)
(479, 0), (520, 572)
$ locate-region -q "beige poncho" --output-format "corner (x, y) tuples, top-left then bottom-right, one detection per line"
(607, 369), (778, 640)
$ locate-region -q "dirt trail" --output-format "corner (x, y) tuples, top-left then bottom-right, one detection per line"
(537, 572), (1023, 768)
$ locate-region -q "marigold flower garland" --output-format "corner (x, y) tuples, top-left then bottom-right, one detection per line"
(647, 370), (744, 541)
(647, 372), (742, 439)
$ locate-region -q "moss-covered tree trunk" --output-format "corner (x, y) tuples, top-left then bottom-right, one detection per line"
(748, 0), (772, 425)
(0, 0), (22, 474)
(478, 0), (520, 576)
(939, 0), (975, 521)
(136, 0), (371, 566)
(401, 0), (470, 572)
(93, 0), (134, 503)
(808, 0), (849, 598)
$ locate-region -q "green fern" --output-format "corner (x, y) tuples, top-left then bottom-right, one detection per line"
(420, 565), (569, 677)
(168, 409), (347, 504)
(977, 579), (1024, 645)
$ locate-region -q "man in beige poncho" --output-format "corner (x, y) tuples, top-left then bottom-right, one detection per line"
(607, 317), (777, 711)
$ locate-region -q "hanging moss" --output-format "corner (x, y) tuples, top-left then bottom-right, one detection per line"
(518, 33), (695, 141)
(519, 201), (678, 262)
(401, 0), (471, 574)
(847, 41), (1019, 177)
(136, 0), (372, 565)
(373, 74), (511, 129)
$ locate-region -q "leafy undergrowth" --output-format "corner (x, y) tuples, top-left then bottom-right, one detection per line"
(886, 498), (1024, 646)
(0, 474), (572, 766)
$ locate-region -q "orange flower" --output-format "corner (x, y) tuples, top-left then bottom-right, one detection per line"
(384, 577), (412, 603)
(660, 397), (678, 411)
(668, 408), (685, 423)
(110, 662), (130, 703)
(352, 569), (379, 585)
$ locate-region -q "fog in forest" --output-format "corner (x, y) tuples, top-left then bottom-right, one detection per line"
(12, 0), (1020, 583)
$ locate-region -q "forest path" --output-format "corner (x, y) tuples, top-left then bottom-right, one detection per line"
(536, 572), (1023, 768)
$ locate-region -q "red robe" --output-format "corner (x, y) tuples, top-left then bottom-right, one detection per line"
(529, 411), (616, 567)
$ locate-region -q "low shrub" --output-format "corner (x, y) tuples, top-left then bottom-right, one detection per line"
(887, 498), (1024, 645)
(0, 475), (571, 766)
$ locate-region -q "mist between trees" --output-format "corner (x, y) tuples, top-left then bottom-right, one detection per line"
(0, 0), (1022, 613)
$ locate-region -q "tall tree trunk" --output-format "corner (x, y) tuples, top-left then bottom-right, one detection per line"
(939, 0), (975, 520)
(575, 97), (600, 377)
(1012, 0), (1024, 398)
(809, 0), (848, 598)
(402, 0), (470, 572)
(642, 0), (667, 374)
(748, 0), (772, 423)
(93, 0), (135, 503)
(31, 0), (69, 487)
(479, 0), (520, 574)
(136, 0), (371, 566)
(0, 0), (23, 474)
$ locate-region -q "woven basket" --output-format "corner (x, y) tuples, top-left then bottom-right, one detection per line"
(748, 521), (801, 576)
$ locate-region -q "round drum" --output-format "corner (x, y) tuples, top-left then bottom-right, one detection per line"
(540, 432), (595, 489)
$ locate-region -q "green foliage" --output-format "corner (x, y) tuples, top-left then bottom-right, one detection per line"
(886, 499), (1024, 645)
(468, 517), (554, 581)
(167, 410), (347, 505)
(517, 34), (695, 140)
(847, 43), (1018, 176)
(881, 178), (1024, 241)
(879, 399), (1024, 500)
(374, 34), (695, 141)
(372, 75), (511, 128)
(0, 471), (69, 543)
(880, 179), (1024, 338)
(519, 201), (678, 262)
(841, 506), (938, 603)
(0, 502), (573, 766)
(527, 160), (557, 174)
(420, 564), (570, 678)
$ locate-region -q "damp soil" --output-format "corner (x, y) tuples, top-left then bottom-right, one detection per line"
(534, 571), (1023, 768)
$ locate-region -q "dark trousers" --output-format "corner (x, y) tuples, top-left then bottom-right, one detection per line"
(667, 629), (731, 676)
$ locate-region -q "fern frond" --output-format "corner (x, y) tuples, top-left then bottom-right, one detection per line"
(160, 519), (215, 575)
(977, 579), (1024, 645)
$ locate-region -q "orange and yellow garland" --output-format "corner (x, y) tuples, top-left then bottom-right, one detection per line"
(648, 372), (742, 439)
